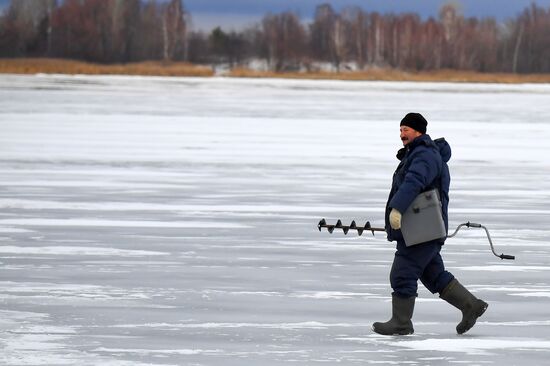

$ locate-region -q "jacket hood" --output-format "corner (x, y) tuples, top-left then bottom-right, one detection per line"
(434, 137), (451, 163)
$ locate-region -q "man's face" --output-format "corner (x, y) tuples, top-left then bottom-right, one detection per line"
(400, 126), (422, 146)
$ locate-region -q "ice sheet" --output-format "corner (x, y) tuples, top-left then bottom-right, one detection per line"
(1, 74), (550, 365)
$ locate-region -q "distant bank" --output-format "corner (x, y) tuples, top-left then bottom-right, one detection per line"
(2, 58), (550, 84)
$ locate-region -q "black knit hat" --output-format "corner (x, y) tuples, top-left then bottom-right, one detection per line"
(400, 112), (427, 134)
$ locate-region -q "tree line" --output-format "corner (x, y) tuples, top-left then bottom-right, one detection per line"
(1, 0), (550, 73)
(0, 0), (187, 63)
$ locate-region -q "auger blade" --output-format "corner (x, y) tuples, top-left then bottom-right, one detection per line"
(318, 218), (326, 232)
(317, 218), (385, 236)
(365, 221), (375, 236)
(348, 220), (357, 236)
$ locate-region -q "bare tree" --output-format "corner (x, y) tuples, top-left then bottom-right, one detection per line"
(310, 4), (335, 66)
(138, 0), (163, 60)
(395, 14), (421, 69)
(261, 11), (306, 71)
(331, 13), (348, 70)
(0, 0), (56, 56)
(162, 0), (187, 61)
(438, 2), (464, 69)
(512, 22), (524, 73)
(475, 18), (498, 72)
(368, 12), (384, 66)
(342, 7), (368, 69)
(421, 18), (445, 70)
(109, 0), (141, 62)
(517, 4), (550, 73)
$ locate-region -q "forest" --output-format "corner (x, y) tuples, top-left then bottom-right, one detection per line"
(1, 0), (550, 74)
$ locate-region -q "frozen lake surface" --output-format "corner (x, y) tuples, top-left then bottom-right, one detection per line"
(1, 74), (550, 365)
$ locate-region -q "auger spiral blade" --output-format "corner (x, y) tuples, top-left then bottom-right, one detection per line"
(317, 218), (326, 232)
(350, 220), (361, 236)
(365, 221), (375, 236)
(318, 218), (336, 233)
(334, 219), (351, 235)
(317, 219), (386, 236)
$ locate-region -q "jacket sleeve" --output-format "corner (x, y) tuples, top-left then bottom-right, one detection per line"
(389, 148), (440, 213)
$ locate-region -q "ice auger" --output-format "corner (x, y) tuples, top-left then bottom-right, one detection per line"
(318, 218), (515, 260)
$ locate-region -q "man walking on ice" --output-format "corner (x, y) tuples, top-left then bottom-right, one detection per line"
(372, 112), (488, 336)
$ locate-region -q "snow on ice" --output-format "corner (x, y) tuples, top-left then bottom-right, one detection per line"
(1, 74), (550, 365)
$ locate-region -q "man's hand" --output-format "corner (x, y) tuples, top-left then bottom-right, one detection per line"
(389, 208), (402, 230)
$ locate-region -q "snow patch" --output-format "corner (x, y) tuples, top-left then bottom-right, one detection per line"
(394, 338), (550, 355)
(0, 218), (248, 228)
(0, 245), (167, 257)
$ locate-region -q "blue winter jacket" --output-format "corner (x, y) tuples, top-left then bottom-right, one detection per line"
(385, 134), (451, 243)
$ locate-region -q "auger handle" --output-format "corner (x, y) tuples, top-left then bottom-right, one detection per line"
(448, 221), (515, 260)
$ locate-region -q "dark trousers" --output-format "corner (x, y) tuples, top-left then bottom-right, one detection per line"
(390, 240), (455, 298)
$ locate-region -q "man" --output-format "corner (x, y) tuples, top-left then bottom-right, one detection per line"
(372, 112), (488, 336)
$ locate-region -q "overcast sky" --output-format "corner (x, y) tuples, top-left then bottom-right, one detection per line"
(184, 0), (550, 31)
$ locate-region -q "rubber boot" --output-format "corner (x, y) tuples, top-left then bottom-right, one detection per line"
(372, 295), (415, 335)
(440, 279), (488, 334)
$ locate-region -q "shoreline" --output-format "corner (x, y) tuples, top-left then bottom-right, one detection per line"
(2, 58), (550, 84)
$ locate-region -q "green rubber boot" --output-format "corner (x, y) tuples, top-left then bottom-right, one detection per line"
(440, 279), (488, 334)
(372, 295), (415, 335)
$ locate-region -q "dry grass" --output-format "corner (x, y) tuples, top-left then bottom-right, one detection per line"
(228, 67), (550, 84)
(2, 58), (550, 83)
(0, 58), (214, 77)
